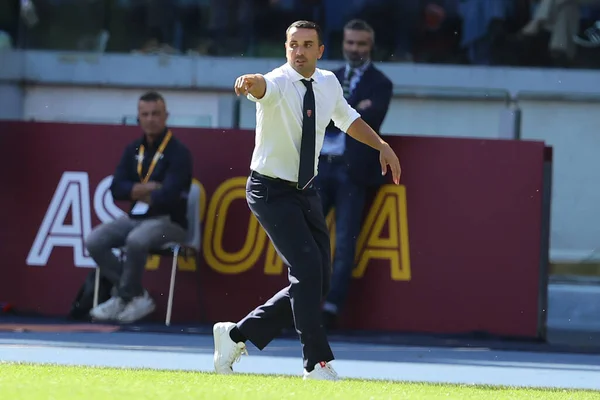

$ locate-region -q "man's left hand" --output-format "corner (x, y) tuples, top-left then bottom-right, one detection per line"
(379, 142), (401, 185)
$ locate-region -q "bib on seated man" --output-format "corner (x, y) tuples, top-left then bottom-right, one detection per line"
(85, 91), (193, 324)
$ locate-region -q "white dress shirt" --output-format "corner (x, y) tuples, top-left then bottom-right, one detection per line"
(247, 62), (361, 182)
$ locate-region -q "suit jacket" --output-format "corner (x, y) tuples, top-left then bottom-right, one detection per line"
(326, 62), (393, 187)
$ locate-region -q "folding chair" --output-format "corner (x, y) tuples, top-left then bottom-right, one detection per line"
(92, 181), (202, 326)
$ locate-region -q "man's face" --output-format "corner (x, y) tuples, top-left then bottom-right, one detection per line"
(137, 99), (168, 137)
(285, 27), (324, 77)
(343, 29), (373, 67)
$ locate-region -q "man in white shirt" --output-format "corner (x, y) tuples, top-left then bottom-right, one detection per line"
(212, 20), (401, 381)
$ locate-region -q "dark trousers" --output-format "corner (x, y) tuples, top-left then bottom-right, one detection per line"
(237, 172), (334, 370)
(314, 155), (367, 314)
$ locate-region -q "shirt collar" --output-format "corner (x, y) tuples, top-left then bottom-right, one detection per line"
(282, 62), (323, 84)
(346, 60), (371, 76)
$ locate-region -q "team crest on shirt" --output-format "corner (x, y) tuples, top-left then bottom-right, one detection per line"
(307, 110), (312, 118)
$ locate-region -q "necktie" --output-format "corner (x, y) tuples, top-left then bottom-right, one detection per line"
(341, 68), (356, 98)
(298, 79), (316, 190)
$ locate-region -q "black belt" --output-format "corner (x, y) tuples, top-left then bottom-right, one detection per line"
(250, 170), (316, 190)
(250, 170), (298, 187)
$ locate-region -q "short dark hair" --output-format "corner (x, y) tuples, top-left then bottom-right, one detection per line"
(286, 20), (323, 45)
(344, 19), (375, 41)
(139, 91), (165, 104)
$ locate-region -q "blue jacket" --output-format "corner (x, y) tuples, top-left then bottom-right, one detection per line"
(326, 63), (393, 187)
(110, 129), (193, 229)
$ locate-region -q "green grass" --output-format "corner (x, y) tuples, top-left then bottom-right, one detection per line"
(1, 362), (599, 399)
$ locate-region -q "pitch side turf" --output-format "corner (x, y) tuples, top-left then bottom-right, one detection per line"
(1, 363), (600, 400)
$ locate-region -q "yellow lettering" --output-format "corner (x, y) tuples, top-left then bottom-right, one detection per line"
(352, 185), (411, 281)
(203, 177), (266, 274)
(176, 252), (197, 271)
(143, 179), (410, 280)
(145, 255), (160, 270)
(325, 209), (336, 262)
(144, 253), (197, 271)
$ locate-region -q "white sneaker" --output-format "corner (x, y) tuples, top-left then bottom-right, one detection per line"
(90, 297), (125, 321)
(213, 322), (248, 374)
(303, 361), (340, 381)
(117, 291), (156, 323)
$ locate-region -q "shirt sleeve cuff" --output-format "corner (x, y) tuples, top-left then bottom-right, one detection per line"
(247, 76), (275, 103)
(335, 111), (360, 133)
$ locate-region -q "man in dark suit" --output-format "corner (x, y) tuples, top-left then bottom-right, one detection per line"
(315, 19), (393, 329)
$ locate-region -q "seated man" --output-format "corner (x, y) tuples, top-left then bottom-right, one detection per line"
(86, 91), (193, 323)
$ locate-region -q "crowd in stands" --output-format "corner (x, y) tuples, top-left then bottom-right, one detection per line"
(2, 0), (600, 69)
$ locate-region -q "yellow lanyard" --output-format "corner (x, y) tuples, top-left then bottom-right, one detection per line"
(137, 130), (172, 184)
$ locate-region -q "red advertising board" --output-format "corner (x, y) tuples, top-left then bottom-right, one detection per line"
(0, 121), (549, 339)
